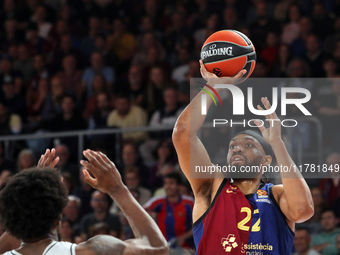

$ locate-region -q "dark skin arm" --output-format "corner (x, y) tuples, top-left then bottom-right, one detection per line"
(76, 150), (169, 255)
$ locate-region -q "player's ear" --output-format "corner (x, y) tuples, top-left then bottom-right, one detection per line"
(262, 155), (272, 166)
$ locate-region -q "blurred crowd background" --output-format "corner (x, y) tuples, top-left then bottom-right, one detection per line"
(0, 0), (340, 254)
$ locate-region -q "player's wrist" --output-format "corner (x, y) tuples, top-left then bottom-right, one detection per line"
(107, 184), (128, 199)
(269, 137), (283, 147)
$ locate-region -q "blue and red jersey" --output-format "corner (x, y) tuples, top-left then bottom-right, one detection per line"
(193, 179), (294, 254)
(144, 195), (194, 246)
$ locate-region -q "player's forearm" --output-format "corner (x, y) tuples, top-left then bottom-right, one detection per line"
(271, 139), (314, 221)
(109, 186), (168, 250)
(174, 85), (216, 136)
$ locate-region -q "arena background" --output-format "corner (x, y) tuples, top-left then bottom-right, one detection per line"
(0, 0), (339, 254)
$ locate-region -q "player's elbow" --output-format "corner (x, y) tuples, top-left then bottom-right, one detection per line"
(172, 123), (190, 145)
(291, 204), (314, 223)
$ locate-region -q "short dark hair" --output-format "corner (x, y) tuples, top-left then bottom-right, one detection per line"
(0, 168), (68, 241)
(295, 226), (310, 234)
(163, 172), (182, 185)
(321, 208), (338, 218)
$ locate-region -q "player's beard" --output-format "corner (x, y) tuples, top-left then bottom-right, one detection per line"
(226, 156), (263, 181)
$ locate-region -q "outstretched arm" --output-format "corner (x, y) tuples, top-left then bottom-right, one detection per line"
(255, 98), (314, 224)
(172, 60), (246, 195)
(76, 150), (168, 255)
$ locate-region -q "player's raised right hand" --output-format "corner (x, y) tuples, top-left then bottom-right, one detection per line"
(80, 149), (124, 196)
(199, 59), (247, 85)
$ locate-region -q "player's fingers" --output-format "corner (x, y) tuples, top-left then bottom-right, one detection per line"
(257, 105), (270, 119)
(98, 152), (114, 167)
(51, 157), (59, 168)
(80, 159), (99, 176)
(254, 120), (266, 133)
(83, 150), (102, 170)
(82, 169), (98, 188)
(233, 69), (246, 79)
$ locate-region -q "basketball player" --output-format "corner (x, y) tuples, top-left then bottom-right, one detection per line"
(0, 149), (169, 255)
(172, 60), (314, 254)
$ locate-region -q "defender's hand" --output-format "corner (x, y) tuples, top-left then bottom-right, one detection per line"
(37, 148), (59, 169)
(199, 60), (246, 85)
(80, 150), (124, 195)
(254, 97), (282, 145)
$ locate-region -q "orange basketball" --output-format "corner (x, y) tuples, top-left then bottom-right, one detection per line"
(201, 30), (256, 82)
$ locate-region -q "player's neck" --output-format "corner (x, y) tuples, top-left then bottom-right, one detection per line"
(19, 232), (58, 253)
(232, 178), (261, 195)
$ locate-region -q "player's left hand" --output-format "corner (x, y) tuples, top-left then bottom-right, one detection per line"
(254, 97), (282, 145)
(80, 150), (124, 196)
(37, 148), (59, 169)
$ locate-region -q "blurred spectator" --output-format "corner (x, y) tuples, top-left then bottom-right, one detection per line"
(249, 1), (279, 51)
(323, 58), (340, 79)
(93, 34), (117, 67)
(317, 81), (340, 148)
(281, 4), (303, 44)
(106, 18), (137, 64)
(125, 65), (147, 108)
(13, 44), (34, 83)
(319, 153), (340, 206)
(0, 142), (16, 174)
(194, 13), (219, 51)
(144, 173), (194, 249)
(63, 195), (82, 237)
(146, 66), (170, 113)
(41, 76), (64, 120)
(293, 227), (320, 255)
(0, 100), (21, 135)
(88, 92), (111, 130)
(72, 166), (94, 218)
(83, 74), (110, 120)
(149, 87), (182, 138)
(2, 19), (24, 52)
(312, 3), (334, 40)
(80, 190), (121, 241)
(88, 222), (110, 238)
(17, 149), (35, 171)
(0, 54), (23, 94)
(124, 167), (151, 205)
(149, 140), (177, 189)
(25, 23), (52, 55)
(41, 94), (86, 132)
(79, 17), (102, 62)
(51, 34), (83, 71)
(1, 81), (26, 119)
(271, 44), (292, 77)
(303, 34), (329, 77)
(300, 187), (324, 234)
(32, 5), (52, 39)
(60, 218), (75, 243)
(133, 32), (166, 68)
(62, 172), (75, 195)
(55, 144), (79, 183)
(291, 16), (313, 57)
(82, 51), (115, 97)
(260, 32), (279, 69)
(324, 17), (340, 55)
(287, 58), (310, 78)
(28, 78), (48, 120)
(27, 54), (49, 109)
(117, 142), (149, 186)
(56, 55), (83, 97)
(107, 93), (147, 142)
(311, 209), (340, 255)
